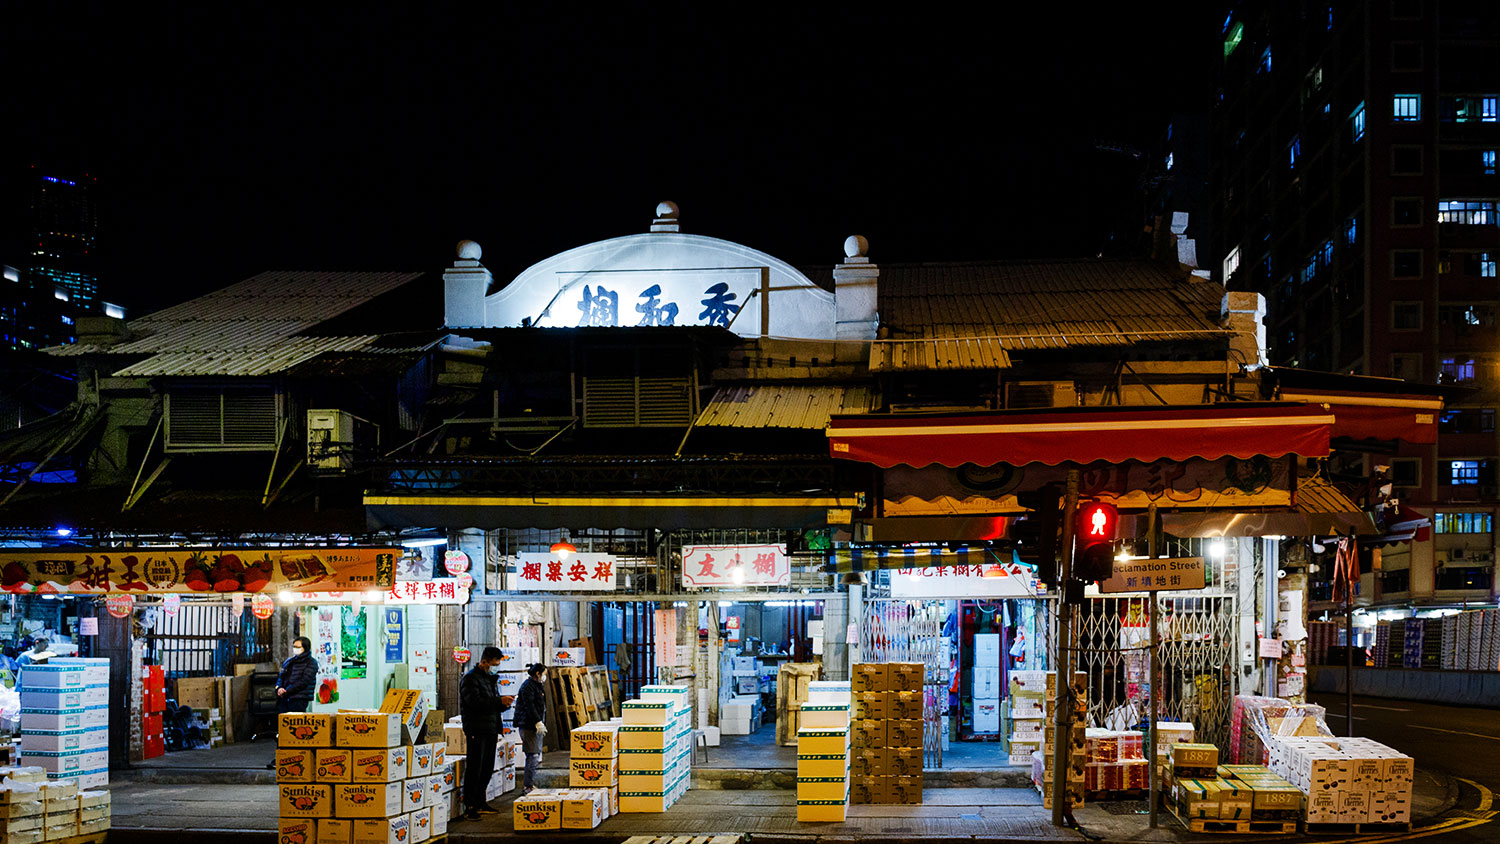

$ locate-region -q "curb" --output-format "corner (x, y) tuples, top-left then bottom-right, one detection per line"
(1415, 770), (1460, 821)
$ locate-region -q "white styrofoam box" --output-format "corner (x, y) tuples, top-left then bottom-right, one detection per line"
(495, 649), (528, 672)
(18, 665), (84, 688)
(21, 749), (106, 775)
(82, 707), (107, 728)
(731, 657), (757, 672)
(18, 709), (84, 731)
(81, 686), (107, 707)
(702, 726), (720, 746)
(50, 659), (109, 685)
(719, 716), (752, 736)
(19, 728), (86, 753)
(72, 769), (107, 789)
(974, 701), (1001, 733)
(973, 667), (1002, 699)
(20, 689), (84, 712)
(547, 648), (586, 667)
(974, 633), (1001, 666)
(806, 680), (851, 705)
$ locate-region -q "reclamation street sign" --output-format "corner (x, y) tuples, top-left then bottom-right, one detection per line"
(1098, 557), (1206, 593)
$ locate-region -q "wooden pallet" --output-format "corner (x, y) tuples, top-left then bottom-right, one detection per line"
(50, 834), (107, 844)
(1305, 821), (1413, 834)
(1170, 806), (1297, 835)
(622, 836), (743, 844)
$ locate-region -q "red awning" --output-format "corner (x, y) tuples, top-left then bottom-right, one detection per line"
(1277, 391), (1442, 444)
(827, 403), (1333, 469)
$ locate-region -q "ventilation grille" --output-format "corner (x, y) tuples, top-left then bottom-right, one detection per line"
(581, 347), (693, 428)
(166, 387), (281, 451)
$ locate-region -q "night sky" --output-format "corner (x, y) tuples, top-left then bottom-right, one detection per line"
(11, 5), (1219, 316)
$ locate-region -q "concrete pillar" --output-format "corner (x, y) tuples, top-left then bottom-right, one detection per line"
(1221, 292), (1268, 370)
(822, 596), (849, 681)
(443, 240), (492, 328)
(834, 236), (878, 364)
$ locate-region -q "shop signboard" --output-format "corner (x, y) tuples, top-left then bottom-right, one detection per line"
(1097, 557), (1206, 593)
(0, 548), (398, 594)
(507, 553), (617, 591)
(384, 607), (405, 663)
(385, 578), (471, 604)
(890, 562), (1037, 598)
(442, 550), (470, 575)
(680, 544), (789, 588)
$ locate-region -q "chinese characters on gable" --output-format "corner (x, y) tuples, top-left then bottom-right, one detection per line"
(680, 544), (789, 589)
(576, 281), (743, 328)
(507, 552), (618, 592)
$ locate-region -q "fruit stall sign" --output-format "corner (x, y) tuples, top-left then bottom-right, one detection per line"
(251, 593), (275, 619)
(508, 552), (618, 591)
(162, 593), (181, 615)
(452, 647), (471, 664)
(0, 548), (399, 594)
(105, 594), (134, 618)
(443, 550), (470, 575)
(681, 544), (789, 588)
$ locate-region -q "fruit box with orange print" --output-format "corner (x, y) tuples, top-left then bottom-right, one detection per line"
(570, 724), (620, 759)
(409, 807), (431, 844)
(277, 748), (316, 783)
(278, 784), (333, 819)
(334, 783), (403, 819)
(277, 817), (317, 844)
(279, 714), (335, 748)
(561, 789), (607, 829)
(335, 713), (401, 748)
(513, 791), (564, 831)
(315, 749), (353, 783)
(569, 756), (619, 786)
(318, 818), (352, 844)
(402, 777), (427, 813)
(350, 814), (408, 844)
(349, 747), (407, 784)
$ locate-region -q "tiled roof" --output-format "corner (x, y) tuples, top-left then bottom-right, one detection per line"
(49, 270), (427, 377)
(809, 258), (1229, 350)
(697, 384), (875, 429)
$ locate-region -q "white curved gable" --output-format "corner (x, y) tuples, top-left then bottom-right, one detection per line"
(487, 232), (835, 340)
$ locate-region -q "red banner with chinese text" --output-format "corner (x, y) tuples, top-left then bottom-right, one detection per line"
(0, 548), (397, 594)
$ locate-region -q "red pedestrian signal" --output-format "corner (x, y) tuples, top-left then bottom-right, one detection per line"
(1074, 501), (1118, 583)
(1078, 501), (1117, 541)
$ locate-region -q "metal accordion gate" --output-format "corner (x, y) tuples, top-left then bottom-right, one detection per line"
(859, 599), (949, 768)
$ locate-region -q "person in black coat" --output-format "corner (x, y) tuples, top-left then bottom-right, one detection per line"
(459, 647), (515, 820)
(266, 636), (318, 768)
(513, 663), (548, 794)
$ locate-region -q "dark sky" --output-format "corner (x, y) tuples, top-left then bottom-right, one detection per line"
(11, 5), (1220, 316)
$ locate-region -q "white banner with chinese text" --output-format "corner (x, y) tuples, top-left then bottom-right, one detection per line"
(889, 562), (1038, 599)
(508, 553), (618, 591)
(681, 544), (790, 589)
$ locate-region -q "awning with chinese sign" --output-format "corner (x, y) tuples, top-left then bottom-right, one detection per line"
(1277, 390), (1442, 444)
(365, 494), (859, 531)
(682, 544), (790, 588)
(290, 578), (472, 604)
(888, 559), (1038, 598)
(828, 546), (1014, 574)
(879, 455), (1294, 517)
(0, 548), (397, 594)
(827, 403), (1333, 469)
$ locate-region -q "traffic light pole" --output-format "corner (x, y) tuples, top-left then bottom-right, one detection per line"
(1051, 468), (1080, 828)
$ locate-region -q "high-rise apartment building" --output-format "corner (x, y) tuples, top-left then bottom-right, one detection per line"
(25, 167), (99, 311)
(1211, 1), (1500, 605)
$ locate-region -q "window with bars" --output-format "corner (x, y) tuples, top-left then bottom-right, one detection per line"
(1435, 512), (1494, 533)
(1440, 356), (1478, 383)
(1450, 460), (1482, 485)
(1439, 305), (1497, 328)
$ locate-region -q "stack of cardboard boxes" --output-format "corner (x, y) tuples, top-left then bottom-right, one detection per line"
(848, 662), (925, 806)
(512, 717), (619, 834)
(141, 665), (165, 759)
(1268, 736), (1413, 826)
(1023, 671), (1087, 810)
(1006, 671), (1047, 766)
(1082, 728), (1148, 795)
(973, 634), (1002, 734)
(1153, 721), (1197, 779)
(795, 683), (852, 822)
(1168, 742), (1303, 825)
(277, 691), (453, 844)
(617, 684), (693, 813)
(0, 768), (111, 843)
(19, 659), (109, 789)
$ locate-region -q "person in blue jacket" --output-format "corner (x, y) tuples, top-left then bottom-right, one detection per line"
(512, 663), (548, 795)
(265, 636), (318, 768)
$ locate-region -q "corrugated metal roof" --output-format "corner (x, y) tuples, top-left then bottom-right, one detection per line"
(697, 384), (874, 429)
(1296, 474), (1366, 515)
(49, 270), (428, 377)
(870, 338), (1012, 372)
(805, 259), (1230, 349)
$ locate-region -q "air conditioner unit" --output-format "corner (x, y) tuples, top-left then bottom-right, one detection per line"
(307, 409), (377, 473)
(1005, 381), (1078, 409)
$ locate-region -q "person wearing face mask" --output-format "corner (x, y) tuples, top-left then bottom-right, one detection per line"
(266, 635), (319, 768)
(459, 646), (515, 820)
(512, 663), (548, 795)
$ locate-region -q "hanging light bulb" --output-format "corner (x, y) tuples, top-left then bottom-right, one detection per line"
(550, 536), (577, 559)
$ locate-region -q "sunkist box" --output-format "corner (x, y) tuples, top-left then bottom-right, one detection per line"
(279, 713), (335, 748)
(335, 783), (404, 818)
(278, 783), (334, 818)
(571, 724), (620, 758)
(336, 712), (402, 748)
(315, 749), (352, 782)
(276, 748), (315, 783)
(378, 688), (428, 745)
(351, 815), (409, 844)
(570, 756), (619, 786)
(514, 793), (562, 831)
(350, 746), (408, 783)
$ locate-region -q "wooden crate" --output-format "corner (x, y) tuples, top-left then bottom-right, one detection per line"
(775, 662), (820, 746)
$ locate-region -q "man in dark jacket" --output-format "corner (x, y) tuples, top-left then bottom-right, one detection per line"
(266, 636), (318, 768)
(512, 663), (548, 795)
(459, 647), (514, 820)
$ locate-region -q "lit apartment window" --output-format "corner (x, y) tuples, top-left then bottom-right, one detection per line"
(1258, 47), (1273, 74)
(1289, 136), (1301, 167)
(1351, 102), (1366, 141)
(1438, 200), (1498, 226)
(1223, 17), (1243, 58)
(1450, 460), (1481, 485)
(1435, 512), (1493, 534)
(1440, 96), (1498, 123)
(1441, 357), (1478, 382)
(1485, 151), (1497, 176)
(1393, 94), (1421, 121)
(1222, 246), (1241, 281)
(1344, 216), (1358, 247)
(1482, 253), (1499, 278)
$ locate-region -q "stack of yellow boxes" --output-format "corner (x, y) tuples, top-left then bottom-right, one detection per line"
(277, 690), (451, 844)
(0, 767), (112, 844)
(1027, 670), (1087, 810)
(1170, 742), (1301, 825)
(617, 684), (692, 813)
(512, 718), (619, 836)
(1217, 765), (1305, 822)
(796, 686), (851, 822)
(848, 662), (925, 805)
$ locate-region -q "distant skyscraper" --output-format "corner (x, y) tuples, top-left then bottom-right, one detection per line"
(25, 167), (99, 312)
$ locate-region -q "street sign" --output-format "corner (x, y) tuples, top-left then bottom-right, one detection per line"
(1097, 557), (1205, 593)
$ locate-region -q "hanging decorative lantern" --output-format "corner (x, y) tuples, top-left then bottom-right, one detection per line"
(251, 593), (275, 620)
(162, 593), (181, 616)
(105, 595), (134, 619)
(232, 593), (245, 615)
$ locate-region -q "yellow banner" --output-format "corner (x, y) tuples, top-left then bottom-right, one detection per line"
(0, 548), (398, 594)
